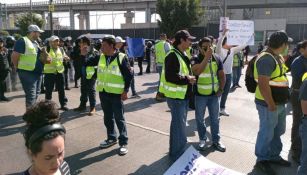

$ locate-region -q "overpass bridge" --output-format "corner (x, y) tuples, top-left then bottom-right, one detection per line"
(1, 0), (307, 30)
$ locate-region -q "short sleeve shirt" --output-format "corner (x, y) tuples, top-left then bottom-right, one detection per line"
(14, 38), (43, 74)
(191, 54), (223, 96)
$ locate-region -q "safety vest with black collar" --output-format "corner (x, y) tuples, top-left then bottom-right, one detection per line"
(18, 36), (37, 71)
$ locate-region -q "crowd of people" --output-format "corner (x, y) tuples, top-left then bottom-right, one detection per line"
(0, 24), (307, 175)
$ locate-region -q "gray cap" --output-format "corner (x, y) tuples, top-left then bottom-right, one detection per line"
(48, 35), (59, 42)
(28, 24), (44, 33)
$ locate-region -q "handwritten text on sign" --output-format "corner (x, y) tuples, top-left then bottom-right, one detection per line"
(227, 20), (254, 46)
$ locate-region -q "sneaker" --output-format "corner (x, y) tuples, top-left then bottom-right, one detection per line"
(269, 158), (291, 167)
(131, 94), (141, 98)
(99, 139), (118, 149)
(255, 161), (276, 175)
(60, 106), (69, 111)
(88, 107), (96, 116)
(220, 109), (230, 116)
(198, 140), (206, 150)
(212, 142), (226, 152)
(74, 105), (86, 111)
(119, 145), (128, 155)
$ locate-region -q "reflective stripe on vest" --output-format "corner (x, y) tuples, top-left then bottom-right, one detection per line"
(18, 37), (37, 71)
(97, 53), (125, 94)
(44, 48), (64, 74)
(186, 47), (192, 59)
(233, 52), (241, 67)
(197, 58), (219, 95)
(254, 52), (289, 100)
(159, 49), (190, 99)
(86, 66), (97, 79)
(302, 72), (307, 82)
(155, 41), (167, 64)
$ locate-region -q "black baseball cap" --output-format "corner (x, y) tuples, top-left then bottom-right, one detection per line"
(174, 30), (196, 41)
(102, 35), (116, 45)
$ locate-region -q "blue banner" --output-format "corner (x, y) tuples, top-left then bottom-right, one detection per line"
(126, 38), (145, 58)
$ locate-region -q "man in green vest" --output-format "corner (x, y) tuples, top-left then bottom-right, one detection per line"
(84, 35), (132, 155)
(44, 35), (68, 111)
(253, 31), (291, 175)
(231, 50), (244, 91)
(155, 33), (171, 101)
(11, 24), (47, 109)
(191, 37), (226, 152)
(298, 72), (307, 175)
(159, 30), (196, 161)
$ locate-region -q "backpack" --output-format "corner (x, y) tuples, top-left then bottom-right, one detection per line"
(245, 55), (258, 93)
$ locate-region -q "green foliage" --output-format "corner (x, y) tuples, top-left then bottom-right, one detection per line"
(15, 13), (45, 36)
(0, 30), (10, 37)
(13, 33), (22, 40)
(156, 0), (204, 38)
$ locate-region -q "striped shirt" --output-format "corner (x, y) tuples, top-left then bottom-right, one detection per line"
(21, 160), (70, 175)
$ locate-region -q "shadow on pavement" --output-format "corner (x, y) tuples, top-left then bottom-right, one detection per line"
(65, 147), (118, 175)
(142, 81), (158, 87)
(125, 98), (156, 113)
(129, 154), (171, 175)
(0, 115), (25, 137)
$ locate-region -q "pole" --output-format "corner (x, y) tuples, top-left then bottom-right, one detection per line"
(223, 0), (227, 17)
(49, 0), (53, 35)
(30, 0), (33, 23)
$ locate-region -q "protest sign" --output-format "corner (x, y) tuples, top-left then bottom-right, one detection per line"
(227, 20), (254, 46)
(164, 146), (245, 175)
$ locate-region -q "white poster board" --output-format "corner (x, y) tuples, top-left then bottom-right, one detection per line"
(164, 146), (245, 175)
(227, 20), (254, 46)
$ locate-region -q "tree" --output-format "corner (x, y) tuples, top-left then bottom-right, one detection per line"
(15, 13), (45, 36)
(156, 0), (204, 38)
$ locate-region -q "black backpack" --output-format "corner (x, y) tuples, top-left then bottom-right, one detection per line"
(245, 55), (258, 93)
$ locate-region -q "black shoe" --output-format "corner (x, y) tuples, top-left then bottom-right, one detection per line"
(60, 106), (69, 111)
(0, 96), (10, 102)
(65, 87), (71, 90)
(255, 161), (276, 175)
(269, 158), (291, 167)
(99, 139), (118, 149)
(138, 72), (143, 75)
(212, 142), (226, 152)
(74, 105), (86, 111)
(74, 85), (79, 88)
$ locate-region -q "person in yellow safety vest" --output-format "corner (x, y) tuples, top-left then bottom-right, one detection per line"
(298, 72), (307, 175)
(11, 24), (47, 109)
(83, 35), (133, 155)
(185, 46), (192, 59)
(253, 31), (292, 175)
(231, 50), (244, 91)
(159, 30), (196, 161)
(191, 37), (226, 152)
(43, 35), (69, 111)
(155, 33), (171, 101)
(74, 36), (99, 116)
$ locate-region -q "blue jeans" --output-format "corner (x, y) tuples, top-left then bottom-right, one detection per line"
(195, 95), (220, 143)
(18, 70), (42, 108)
(166, 98), (188, 161)
(44, 73), (68, 107)
(99, 92), (128, 146)
(130, 73), (137, 95)
(232, 67), (242, 87)
(156, 64), (163, 91)
(80, 76), (96, 108)
(298, 118), (307, 175)
(220, 73), (232, 109)
(255, 103), (286, 161)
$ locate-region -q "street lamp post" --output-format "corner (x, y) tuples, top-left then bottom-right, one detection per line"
(49, 0), (54, 35)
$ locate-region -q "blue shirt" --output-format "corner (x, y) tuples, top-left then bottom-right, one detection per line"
(14, 38), (43, 74)
(291, 55), (307, 82)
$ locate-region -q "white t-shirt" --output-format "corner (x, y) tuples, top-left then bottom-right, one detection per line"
(216, 34), (246, 74)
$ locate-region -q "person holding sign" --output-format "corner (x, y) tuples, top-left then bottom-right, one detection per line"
(216, 29), (248, 116)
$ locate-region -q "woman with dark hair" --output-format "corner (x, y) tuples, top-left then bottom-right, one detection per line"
(22, 100), (70, 175)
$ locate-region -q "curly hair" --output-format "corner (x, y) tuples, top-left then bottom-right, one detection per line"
(23, 100), (65, 155)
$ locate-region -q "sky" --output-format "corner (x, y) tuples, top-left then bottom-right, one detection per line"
(0, 0), (160, 29)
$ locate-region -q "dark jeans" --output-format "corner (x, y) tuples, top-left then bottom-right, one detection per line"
(232, 66), (242, 87)
(80, 76), (96, 108)
(166, 98), (189, 161)
(146, 57), (150, 73)
(220, 73), (232, 109)
(44, 73), (68, 107)
(290, 90), (302, 158)
(0, 80), (6, 98)
(99, 92), (128, 146)
(137, 57), (143, 74)
(18, 70), (42, 108)
(130, 73), (137, 95)
(64, 64), (70, 88)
